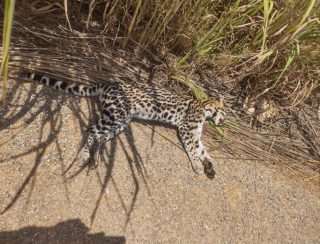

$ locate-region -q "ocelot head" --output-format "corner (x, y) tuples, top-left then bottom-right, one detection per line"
(203, 97), (226, 126)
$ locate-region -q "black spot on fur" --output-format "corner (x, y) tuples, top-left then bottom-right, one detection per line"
(109, 115), (115, 122)
(60, 82), (67, 90)
(49, 78), (57, 86)
(105, 121), (113, 126)
(34, 74), (43, 81)
(73, 86), (79, 93)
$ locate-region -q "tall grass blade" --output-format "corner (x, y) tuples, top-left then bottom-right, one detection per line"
(123, 0), (142, 47)
(1, 0), (15, 105)
(298, 0), (317, 27)
(260, 0), (273, 54)
(274, 52), (295, 85)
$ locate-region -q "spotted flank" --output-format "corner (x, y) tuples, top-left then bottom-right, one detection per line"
(26, 71), (226, 179)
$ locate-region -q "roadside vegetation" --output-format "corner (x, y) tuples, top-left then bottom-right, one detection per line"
(78, 0), (320, 107)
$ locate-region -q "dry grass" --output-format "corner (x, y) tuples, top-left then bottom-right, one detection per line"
(1, 0), (320, 178)
(71, 0), (320, 107)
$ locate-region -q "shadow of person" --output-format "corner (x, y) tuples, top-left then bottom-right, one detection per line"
(0, 219), (125, 244)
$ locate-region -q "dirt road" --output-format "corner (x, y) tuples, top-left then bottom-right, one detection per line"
(0, 81), (319, 243)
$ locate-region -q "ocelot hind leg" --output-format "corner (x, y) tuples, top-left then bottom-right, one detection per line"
(79, 110), (130, 169)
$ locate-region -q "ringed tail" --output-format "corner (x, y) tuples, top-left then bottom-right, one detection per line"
(25, 71), (103, 97)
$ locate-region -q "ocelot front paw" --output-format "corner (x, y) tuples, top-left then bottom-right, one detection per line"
(202, 158), (215, 180)
(191, 159), (205, 175)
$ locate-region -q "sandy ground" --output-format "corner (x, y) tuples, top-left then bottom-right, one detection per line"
(0, 81), (319, 244)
